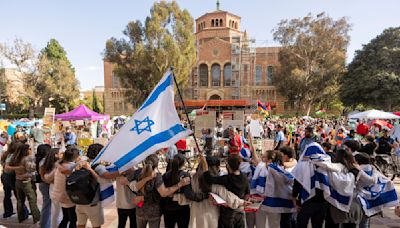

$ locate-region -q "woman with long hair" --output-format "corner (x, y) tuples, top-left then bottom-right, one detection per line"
(8, 144), (41, 223)
(328, 149), (364, 228)
(41, 148), (62, 228)
(51, 147), (80, 228)
(162, 154), (207, 228)
(1, 141), (24, 218)
(36, 144), (52, 228)
(128, 153), (190, 228)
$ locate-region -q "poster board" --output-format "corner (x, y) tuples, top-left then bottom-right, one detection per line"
(222, 110), (244, 131)
(194, 110), (216, 138)
(43, 108), (55, 130)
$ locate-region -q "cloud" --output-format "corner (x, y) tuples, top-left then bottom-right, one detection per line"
(86, 65), (101, 71)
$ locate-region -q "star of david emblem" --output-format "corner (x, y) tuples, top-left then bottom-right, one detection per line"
(130, 116), (155, 135)
(364, 178), (386, 197)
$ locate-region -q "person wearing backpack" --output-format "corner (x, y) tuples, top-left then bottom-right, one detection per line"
(75, 143), (120, 228)
(51, 147), (80, 228)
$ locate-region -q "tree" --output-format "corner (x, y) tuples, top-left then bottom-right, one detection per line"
(0, 38), (46, 117)
(39, 39), (80, 113)
(272, 13), (351, 115)
(104, 1), (196, 105)
(340, 27), (400, 111)
(75, 93), (104, 114)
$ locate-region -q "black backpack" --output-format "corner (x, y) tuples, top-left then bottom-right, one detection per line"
(66, 166), (99, 205)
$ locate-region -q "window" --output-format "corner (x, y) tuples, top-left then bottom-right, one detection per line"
(284, 102), (289, 111)
(220, 19), (223, 27)
(224, 63), (232, 86)
(112, 72), (120, 88)
(211, 64), (221, 87)
(215, 19), (219, 27)
(199, 64), (208, 87)
(211, 19), (215, 27)
(267, 66), (273, 83)
(255, 65), (262, 85)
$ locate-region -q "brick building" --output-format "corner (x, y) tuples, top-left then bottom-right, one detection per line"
(183, 3), (286, 114)
(103, 61), (135, 116)
(104, 3), (286, 115)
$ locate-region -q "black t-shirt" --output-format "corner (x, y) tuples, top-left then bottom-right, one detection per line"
(162, 170), (206, 211)
(203, 171), (249, 199)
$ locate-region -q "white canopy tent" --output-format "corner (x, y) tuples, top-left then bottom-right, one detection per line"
(348, 109), (400, 119)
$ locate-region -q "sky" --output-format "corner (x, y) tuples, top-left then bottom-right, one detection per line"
(0, 0), (399, 91)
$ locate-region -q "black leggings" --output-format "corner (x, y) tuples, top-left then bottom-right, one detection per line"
(118, 208), (137, 228)
(59, 206), (77, 228)
(163, 207), (190, 228)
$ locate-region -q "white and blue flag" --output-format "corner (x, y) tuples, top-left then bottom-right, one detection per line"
(292, 143), (355, 212)
(357, 164), (398, 216)
(250, 161), (268, 195)
(263, 163), (296, 213)
(93, 70), (192, 171)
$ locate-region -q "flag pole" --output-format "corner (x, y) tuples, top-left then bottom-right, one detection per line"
(170, 67), (201, 154)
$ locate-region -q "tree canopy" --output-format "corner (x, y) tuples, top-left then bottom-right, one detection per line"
(104, 1), (196, 105)
(340, 27), (400, 111)
(0, 38), (80, 116)
(39, 39), (80, 113)
(272, 13), (351, 115)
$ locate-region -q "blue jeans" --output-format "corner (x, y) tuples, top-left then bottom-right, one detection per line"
(39, 183), (51, 228)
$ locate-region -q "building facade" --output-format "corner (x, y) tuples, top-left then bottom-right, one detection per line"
(103, 61), (135, 116)
(183, 6), (286, 113)
(104, 4), (286, 115)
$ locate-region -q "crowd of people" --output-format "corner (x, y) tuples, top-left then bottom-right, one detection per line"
(0, 117), (400, 228)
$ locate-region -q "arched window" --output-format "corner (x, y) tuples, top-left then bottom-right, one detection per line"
(211, 63), (221, 87)
(209, 94), (221, 100)
(220, 19), (223, 27)
(255, 65), (262, 85)
(199, 64), (208, 87)
(267, 66), (273, 84)
(211, 19), (215, 27)
(215, 19), (219, 27)
(224, 63), (232, 86)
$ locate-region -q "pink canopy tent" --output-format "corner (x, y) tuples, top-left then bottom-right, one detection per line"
(55, 104), (109, 121)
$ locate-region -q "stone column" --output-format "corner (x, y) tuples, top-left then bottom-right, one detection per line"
(220, 69), (224, 87)
(208, 69), (211, 88)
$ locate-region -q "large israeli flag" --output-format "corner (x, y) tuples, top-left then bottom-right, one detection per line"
(93, 70), (192, 171)
(292, 143), (355, 212)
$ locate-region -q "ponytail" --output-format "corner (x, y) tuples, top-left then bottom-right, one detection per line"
(139, 154), (159, 181)
(170, 154), (185, 184)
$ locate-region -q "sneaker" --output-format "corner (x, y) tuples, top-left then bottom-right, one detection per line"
(3, 212), (15, 218)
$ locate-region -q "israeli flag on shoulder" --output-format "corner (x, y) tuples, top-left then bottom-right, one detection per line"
(98, 165), (119, 207)
(357, 164), (398, 216)
(263, 163), (296, 213)
(250, 162), (268, 195)
(292, 143), (355, 212)
(93, 70), (192, 171)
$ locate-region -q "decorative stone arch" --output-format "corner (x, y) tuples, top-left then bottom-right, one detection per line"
(207, 90), (224, 100)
